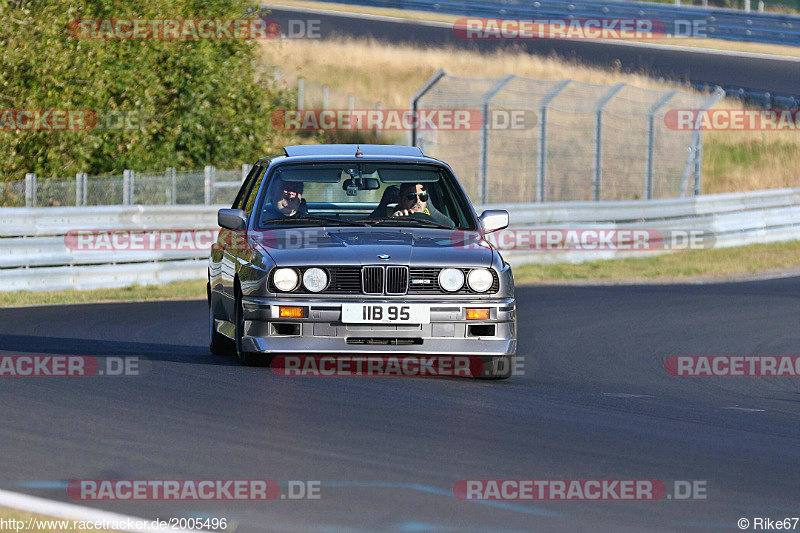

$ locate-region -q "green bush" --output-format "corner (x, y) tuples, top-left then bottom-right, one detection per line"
(0, 0), (292, 181)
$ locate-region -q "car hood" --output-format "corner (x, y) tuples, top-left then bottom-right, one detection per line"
(252, 227), (494, 268)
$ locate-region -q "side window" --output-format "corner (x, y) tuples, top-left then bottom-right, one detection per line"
(242, 166), (268, 217)
(233, 164), (261, 209)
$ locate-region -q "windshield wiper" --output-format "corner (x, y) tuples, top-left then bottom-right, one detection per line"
(365, 217), (454, 230)
(263, 215), (370, 227)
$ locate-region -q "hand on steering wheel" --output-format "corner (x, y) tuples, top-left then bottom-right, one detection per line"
(392, 209), (433, 219)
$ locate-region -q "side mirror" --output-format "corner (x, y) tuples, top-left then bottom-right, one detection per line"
(218, 208), (247, 231)
(479, 210), (509, 233)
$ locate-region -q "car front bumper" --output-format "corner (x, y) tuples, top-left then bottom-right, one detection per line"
(239, 296), (517, 357)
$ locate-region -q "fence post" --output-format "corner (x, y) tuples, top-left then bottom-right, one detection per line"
(644, 90), (677, 200)
(75, 173), (87, 206)
(408, 68), (446, 147)
(537, 80), (571, 202)
(680, 87), (724, 197)
(25, 173), (36, 208)
(693, 134), (704, 196)
(167, 167), (176, 205)
(122, 171), (130, 205)
(297, 78), (304, 110)
(241, 163), (252, 181)
(478, 75), (515, 205)
(348, 94), (356, 133)
(375, 102), (382, 139)
(123, 169), (135, 205)
(592, 83), (625, 201)
(204, 165), (215, 205)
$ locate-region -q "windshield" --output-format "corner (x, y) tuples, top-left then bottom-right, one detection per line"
(254, 162), (477, 230)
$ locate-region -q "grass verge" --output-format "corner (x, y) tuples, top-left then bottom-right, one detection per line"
(0, 280), (206, 307)
(513, 240), (800, 283)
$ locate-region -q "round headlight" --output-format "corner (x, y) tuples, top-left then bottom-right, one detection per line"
(438, 268), (465, 292)
(302, 268), (328, 293)
(273, 268), (299, 292)
(468, 268), (494, 292)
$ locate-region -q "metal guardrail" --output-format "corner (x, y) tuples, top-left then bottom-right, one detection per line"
(316, 0), (800, 45)
(1, 188), (798, 291)
(0, 205), (219, 292)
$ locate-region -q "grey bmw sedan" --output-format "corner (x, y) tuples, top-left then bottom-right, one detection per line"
(208, 144), (516, 378)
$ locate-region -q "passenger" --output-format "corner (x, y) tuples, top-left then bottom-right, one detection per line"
(262, 178), (304, 220)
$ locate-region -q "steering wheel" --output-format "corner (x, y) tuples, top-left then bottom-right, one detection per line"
(407, 211), (454, 228)
(407, 211), (436, 221)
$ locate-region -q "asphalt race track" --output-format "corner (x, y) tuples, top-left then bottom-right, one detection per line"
(264, 6), (800, 97)
(1, 278), (799, 532)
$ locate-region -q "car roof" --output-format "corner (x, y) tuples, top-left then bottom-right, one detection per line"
(282, 144), (424, 158)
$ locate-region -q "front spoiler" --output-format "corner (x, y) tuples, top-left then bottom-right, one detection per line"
(236, 296), (517, 357)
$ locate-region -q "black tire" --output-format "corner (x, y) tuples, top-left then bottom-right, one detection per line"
(478, 355), (514, 380)
(209, 288), (234, 356)
(234, 285), (261, 366)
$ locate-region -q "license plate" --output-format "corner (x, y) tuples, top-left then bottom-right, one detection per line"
(341, 304), (430, 324)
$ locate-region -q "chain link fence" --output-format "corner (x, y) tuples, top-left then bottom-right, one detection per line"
(2, 71), (726, 207)
(1, 166), (252, 208)
(412, 71), (725, 203)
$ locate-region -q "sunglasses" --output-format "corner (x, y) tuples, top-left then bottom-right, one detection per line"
(405, 192), (429, 202)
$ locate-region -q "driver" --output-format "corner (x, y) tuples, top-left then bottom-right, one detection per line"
(391, 182), (453, 226)
(392, 183), (429, 217)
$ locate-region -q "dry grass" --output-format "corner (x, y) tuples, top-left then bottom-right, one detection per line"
(259, 36), (800, 194)
(266, 0), (800, 58)
(260, 36), (698, 109)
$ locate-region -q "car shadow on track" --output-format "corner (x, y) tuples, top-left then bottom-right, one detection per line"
(0, 333), (237, 366)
